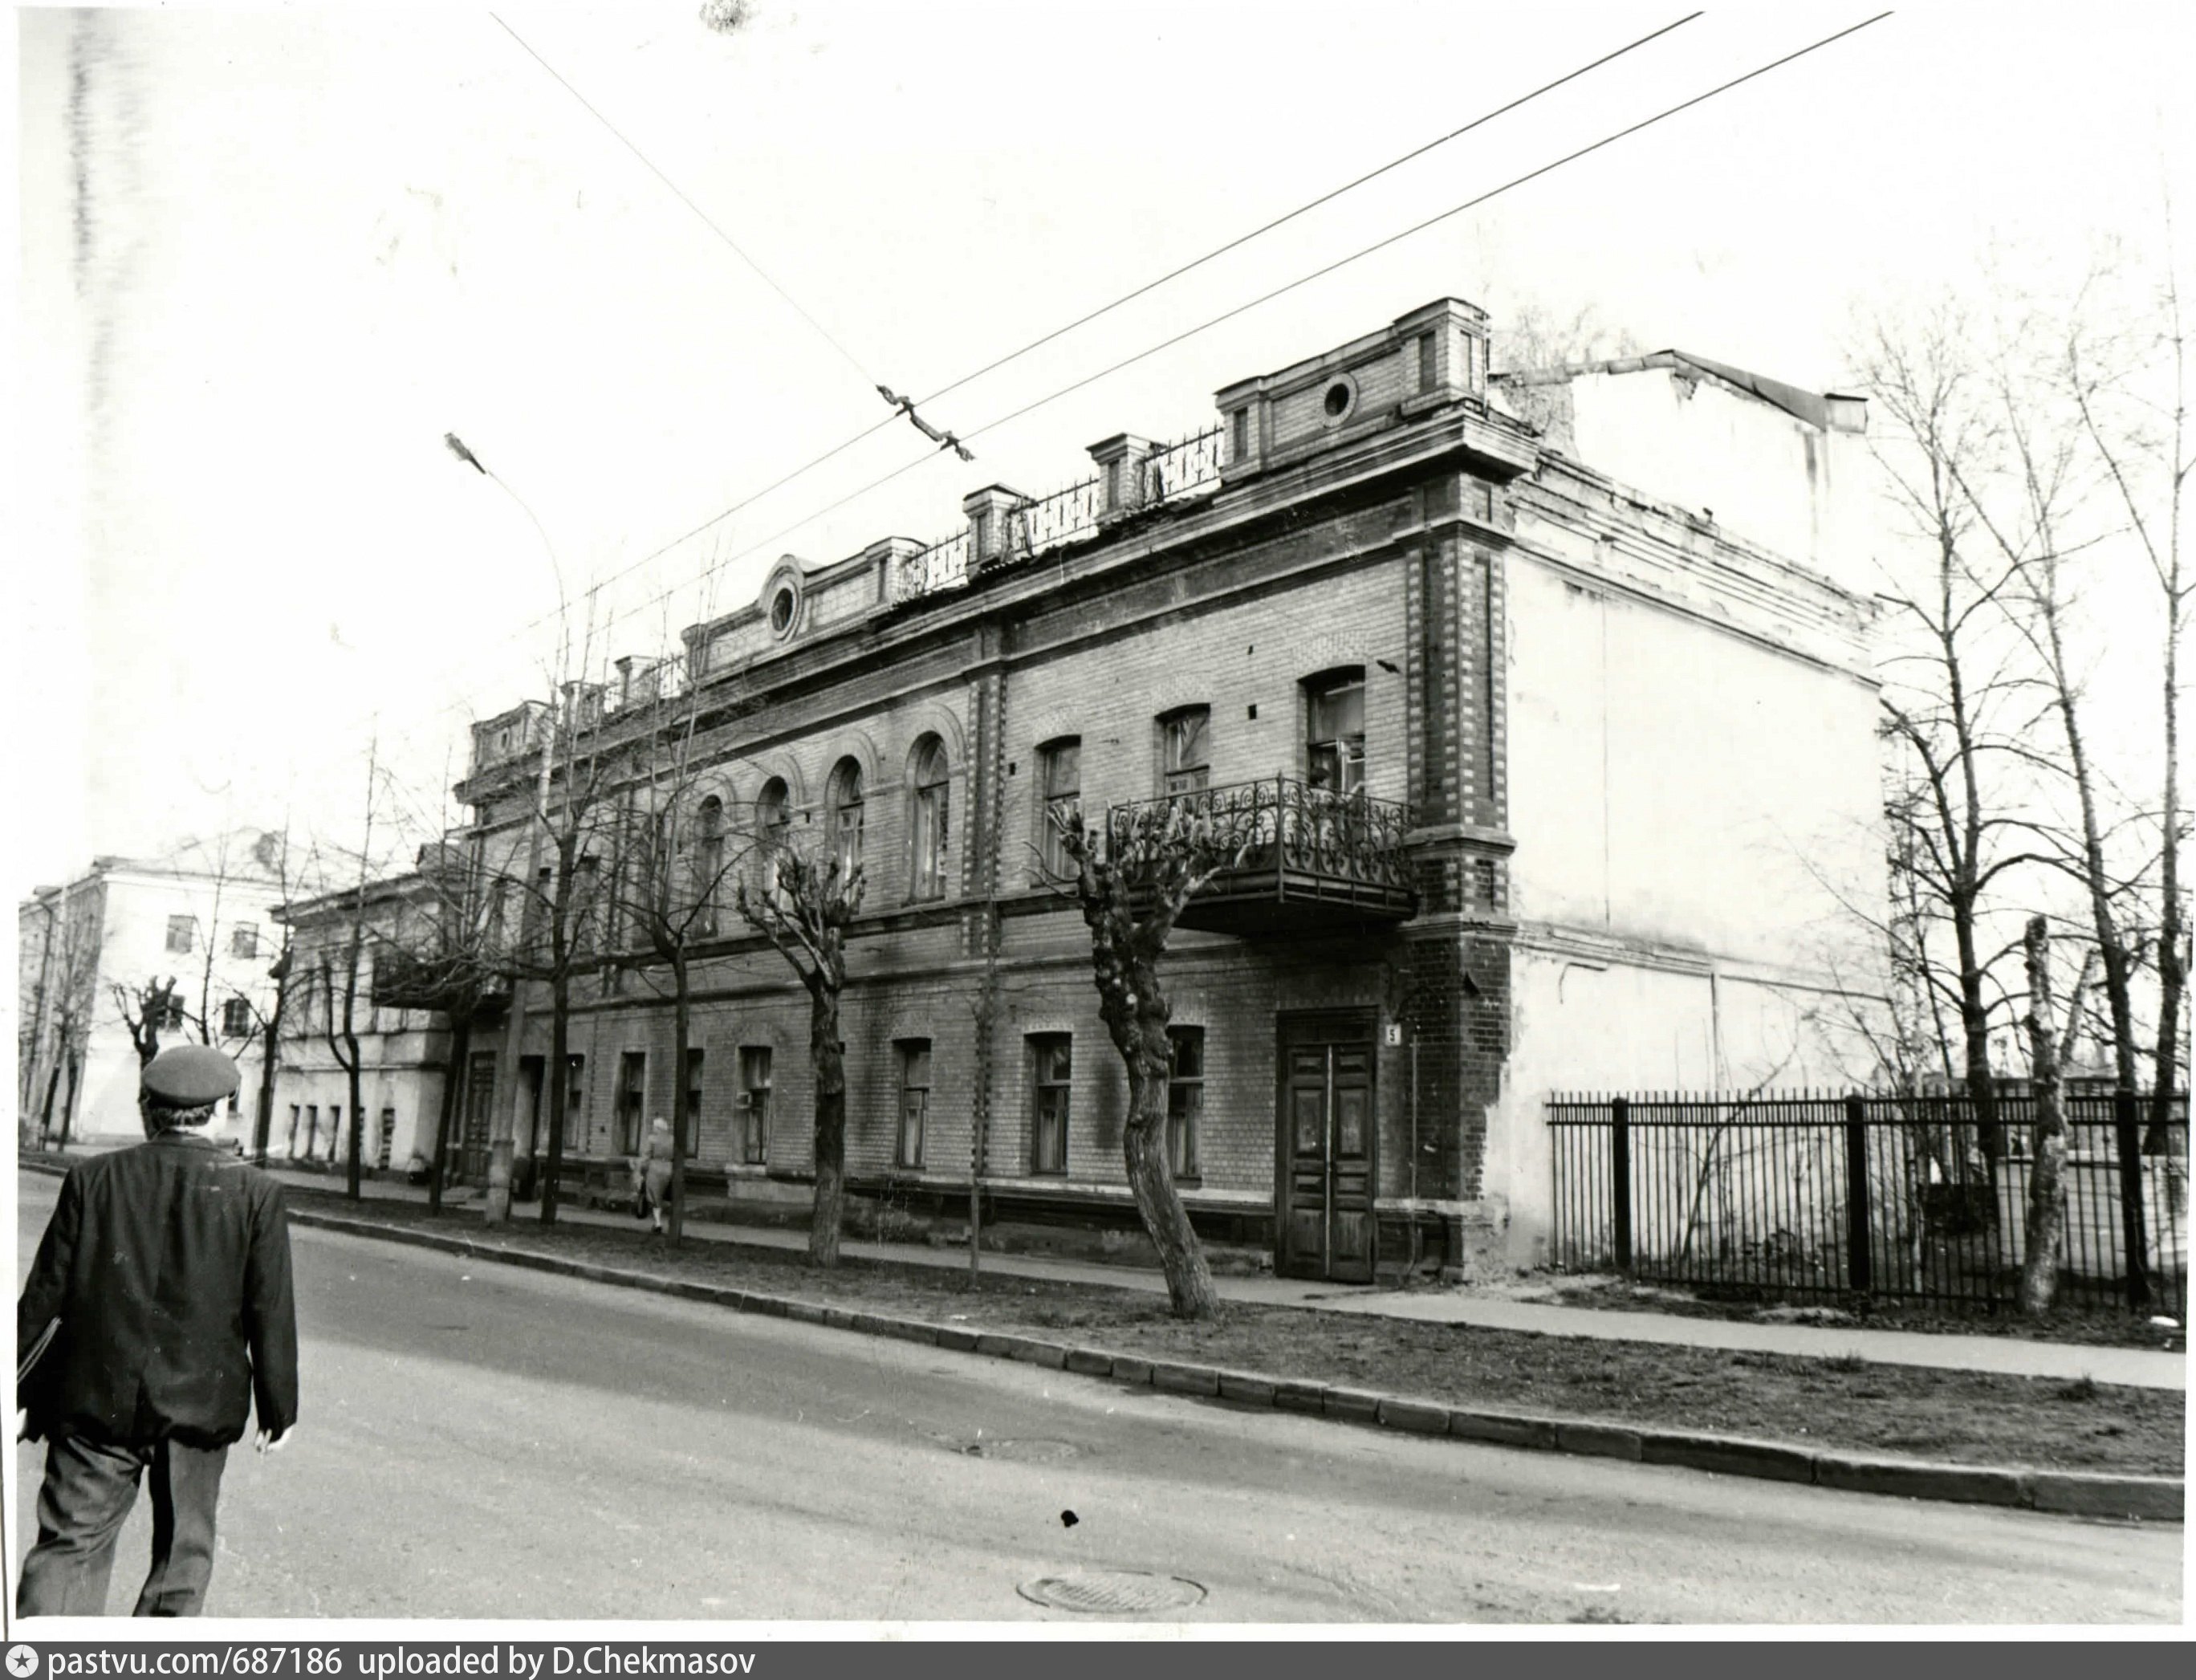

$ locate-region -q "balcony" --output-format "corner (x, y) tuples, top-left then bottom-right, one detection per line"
(1104, 776), (1417, 937)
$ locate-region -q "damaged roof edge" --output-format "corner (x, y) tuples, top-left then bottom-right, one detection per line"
(1493, 350), (1865, 433)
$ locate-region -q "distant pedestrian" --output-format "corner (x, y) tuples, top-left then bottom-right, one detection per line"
(641, 1116), (677, 1235)
(15, 1044), (299, 1617)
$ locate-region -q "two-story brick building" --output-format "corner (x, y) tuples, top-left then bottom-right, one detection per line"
(452, 297), (1883, 1276)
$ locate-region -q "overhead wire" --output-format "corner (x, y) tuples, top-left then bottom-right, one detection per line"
(381, 10), (1895, 755)
(472, 12), (1708, 649)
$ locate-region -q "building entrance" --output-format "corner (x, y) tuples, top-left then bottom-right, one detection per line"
(1275, 1013), (1377, 1283)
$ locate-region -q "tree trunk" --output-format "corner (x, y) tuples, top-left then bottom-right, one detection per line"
(39, 1058), (63, 1143)
(669, 951), (691, 1244)
(430, 1015), (472, 1215)
(541, 972), (570, 1226)
(1120, 1005), (1217, 1320)
(2019, 917), (2069, 1315)
(807, 978), (846, 1267)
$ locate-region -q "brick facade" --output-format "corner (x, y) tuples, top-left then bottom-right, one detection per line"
(451, 298), (1878, 1279)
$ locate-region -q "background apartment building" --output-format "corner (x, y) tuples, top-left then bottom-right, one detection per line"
(18, 831), (291, 1144)
(450, 296), (1883, 1277)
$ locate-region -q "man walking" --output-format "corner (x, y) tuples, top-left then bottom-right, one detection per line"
(16, 1044), (299, 1617)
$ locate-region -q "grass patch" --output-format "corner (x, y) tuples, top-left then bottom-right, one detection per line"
(285, 1188), (2186, 1478)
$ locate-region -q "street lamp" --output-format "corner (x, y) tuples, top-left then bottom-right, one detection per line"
(444, 430), (573, 1227)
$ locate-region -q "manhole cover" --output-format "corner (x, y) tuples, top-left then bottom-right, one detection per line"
(1018, 1571), (1206, 1616)
(957, 1438), (1081, 1462)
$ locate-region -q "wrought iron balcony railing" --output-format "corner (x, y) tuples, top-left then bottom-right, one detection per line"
(1101, 776), (1416, 929)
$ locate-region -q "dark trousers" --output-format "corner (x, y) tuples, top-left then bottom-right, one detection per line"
(17, 1434), (230, 1616)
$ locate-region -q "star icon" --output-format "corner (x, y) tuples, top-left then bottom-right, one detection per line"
(7, 1645), (41, 1677)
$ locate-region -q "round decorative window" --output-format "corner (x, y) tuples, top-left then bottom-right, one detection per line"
(768, 584), (798, 637)
(1321, 374), (1359, 426)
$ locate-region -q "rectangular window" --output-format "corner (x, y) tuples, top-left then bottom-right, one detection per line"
(738, 1047), (772, 1165)
(1030, 1035), (1071, 1175)
(1230, 405), (1250, 463)
(1160, 706), (1210, 799)
(616, 1052), (647, 1156)
(683, 1047), (706, 1159)
(1167, 1027), (1204, 1181)
(230, 921), (259, 958)
(376, 1108), (396, 1170)
(563, 1054), (587, 1145)
(165, 915), (195, 954)
(1417, 330), (1438, 393)
(305, 1104), (319, 1156)
(161, 997), (188, 1033)
(1039, 738), (1081, 877)
(897, 1039), (931, 1169)
(221, 997), (254, 1039)
(287, 1104), (300, 1155)
(1306, 669), (1366, 795)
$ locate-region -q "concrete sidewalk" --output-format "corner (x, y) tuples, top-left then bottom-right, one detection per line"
(243, 1161), (2188, 1392)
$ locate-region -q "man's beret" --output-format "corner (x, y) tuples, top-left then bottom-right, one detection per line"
(142, 1043), (241, 1106)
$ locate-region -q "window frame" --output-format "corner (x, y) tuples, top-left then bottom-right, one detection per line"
(738, 1046), (773, 1166)
(692, 795), (726, 935)
(1304, 667), (1368, 796)
(896, 1039), (932, 1169)
(1158, 705), (1211, 799)
(220, 996), (254, 1039)
(1166, 1026), (1205, 1182)
(1036, 738), (1082, 879)
(230, 921), (260, 958)
(829, 758), (864, 877)
(1029, 1034), (1072, 1176)
(682, 1047), (706, 1158)
(615, 1051), (647, 1157)
(165, 915), (196, 954)
(909, 738), (951, 902)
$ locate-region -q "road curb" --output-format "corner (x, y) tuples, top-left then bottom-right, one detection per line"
(257, 1204), (2177, 1523)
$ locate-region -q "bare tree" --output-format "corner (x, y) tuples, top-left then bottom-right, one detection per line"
(1854, 304), (2058, 1147)
(1051, 800), (1253, 1322)
(489, 681), (617, 1226)
(737, 845), (863, 1267)
(22, 883), (102, 1147)
(604, 682), (751, 1243)
(112, 974), (184, 1069)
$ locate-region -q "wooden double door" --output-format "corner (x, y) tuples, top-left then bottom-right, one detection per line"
(1276, 1014), (1377, 1283)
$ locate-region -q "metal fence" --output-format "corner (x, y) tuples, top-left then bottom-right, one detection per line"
(1547, 1089), (2190, 1316)
(897, 422), (1226, 604)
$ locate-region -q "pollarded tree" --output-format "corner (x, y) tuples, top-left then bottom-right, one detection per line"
(737, 844), (863, 1267)
(112, 974), (185, 1068)
(1051, 800), (1255, 1322)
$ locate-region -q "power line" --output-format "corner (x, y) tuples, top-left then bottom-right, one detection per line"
(917, 10), (1705, 411)
(395, 10), (1894, 753)
(958, 10), (1894, 445)
(567, 10), (1898, 664)
(490, 12), (878, 391)
(466, 11), (1709, 654)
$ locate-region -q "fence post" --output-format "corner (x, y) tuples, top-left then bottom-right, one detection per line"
(1843, 1094), (1873, 1295)
(2115, 1089), (2152, 1312)
(1611, 1096), (1632, 1273)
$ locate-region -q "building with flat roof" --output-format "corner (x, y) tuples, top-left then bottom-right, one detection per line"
(449, 296), (1883, 1277)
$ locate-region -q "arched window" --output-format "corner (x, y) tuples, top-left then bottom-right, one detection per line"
(909, 736), (950, 901)
(828, 758), (864, 877)
(755, 778), (791, 900)
(692, 795), (725, 934)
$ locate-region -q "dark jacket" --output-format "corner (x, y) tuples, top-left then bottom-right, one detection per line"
(18, 1132), (299, 1449)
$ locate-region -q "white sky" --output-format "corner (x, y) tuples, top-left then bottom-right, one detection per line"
(8, 0), (2194, 893)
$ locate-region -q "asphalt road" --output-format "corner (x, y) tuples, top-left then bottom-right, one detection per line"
(11, 1174), (2184, 1625)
